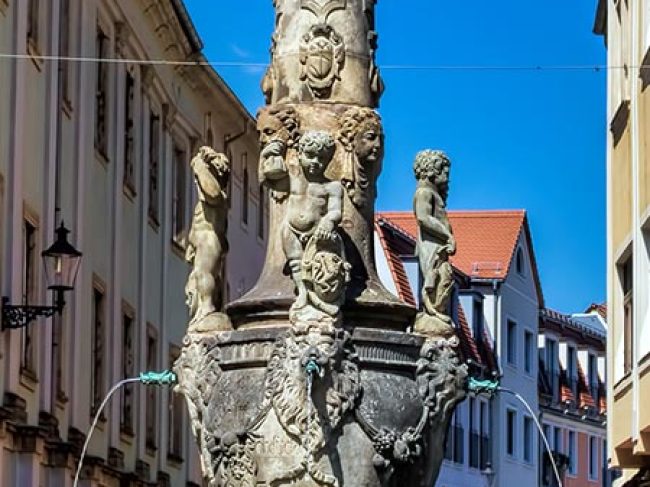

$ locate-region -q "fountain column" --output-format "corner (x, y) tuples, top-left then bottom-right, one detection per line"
(175, 2), (468, 486)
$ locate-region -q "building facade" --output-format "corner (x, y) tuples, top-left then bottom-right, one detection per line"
(376, 210), (543, 487)
(0, 0), (266, 485)
(538, 308), (608, 487)
(594, 0), (650, 484)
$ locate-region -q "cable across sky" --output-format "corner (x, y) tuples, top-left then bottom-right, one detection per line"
(0, 52), (643, 72)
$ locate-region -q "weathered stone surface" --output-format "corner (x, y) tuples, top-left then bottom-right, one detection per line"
(175, 327), (466, 487)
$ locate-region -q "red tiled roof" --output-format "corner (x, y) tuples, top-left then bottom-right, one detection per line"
(378, 210), (544, 305)
(378, 210), (525, 279)
(559, 368), (575, 404)
(374, 218), (416, 306)
(598, 380), (607, 414)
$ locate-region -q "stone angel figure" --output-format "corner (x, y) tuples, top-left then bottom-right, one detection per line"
(413, 150), (456, 338)
(185, 146), (232, 332)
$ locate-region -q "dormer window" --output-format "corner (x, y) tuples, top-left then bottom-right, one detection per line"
(516, 247), (525, 276)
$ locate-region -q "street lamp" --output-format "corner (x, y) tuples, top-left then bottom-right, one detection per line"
(2, 222), (82, 330)
(482, 462), (496, 487)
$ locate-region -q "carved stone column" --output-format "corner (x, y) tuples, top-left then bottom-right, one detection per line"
(228, 0), (413, 330)
(176, 2), (467, 486)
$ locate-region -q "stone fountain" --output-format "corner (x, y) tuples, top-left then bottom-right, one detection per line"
(175, 2), (467, 486)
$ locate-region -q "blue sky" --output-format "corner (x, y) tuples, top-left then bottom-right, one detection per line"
(184, 0), (607, 314)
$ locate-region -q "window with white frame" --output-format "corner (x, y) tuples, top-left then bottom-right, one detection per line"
(515, 247), (525, 275)
(148, 112), (160, 225)
(507, 320), (517, 366)
(94, 25), (110, 158)
(123, 70), (136, 193)
(506, 409), (516, 457)
(21, 218), (38, 374)
(567, 345), (577, 397)
(620, 255), (633, 375)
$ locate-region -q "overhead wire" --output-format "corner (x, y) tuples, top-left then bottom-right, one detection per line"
(0, 52), (644, 72)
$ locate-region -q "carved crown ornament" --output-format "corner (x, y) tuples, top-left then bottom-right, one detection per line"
(301, 0), (347, 21)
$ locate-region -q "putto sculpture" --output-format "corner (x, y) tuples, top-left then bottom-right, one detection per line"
(175, 2), (467, 486)
(413, 150), (456, 338)
(184, 146), (231, 332)
(283, 131), (348, 322)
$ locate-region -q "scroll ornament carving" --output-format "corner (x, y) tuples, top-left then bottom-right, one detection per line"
(185, 147), (232, 332)
(282, 131), (350, 324)
(338, 107), (383, 208)
(258, 107), (301, 202)
(412, 150), (456, 338)
(300, 24), (345, 99)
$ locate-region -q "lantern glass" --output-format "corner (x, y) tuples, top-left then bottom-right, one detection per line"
(42, 223), (82, 291)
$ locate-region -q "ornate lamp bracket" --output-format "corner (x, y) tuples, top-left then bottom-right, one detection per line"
(1, 294), (64, 330)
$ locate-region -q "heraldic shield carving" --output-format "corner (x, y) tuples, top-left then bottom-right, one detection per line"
(300, 24), (345, 98)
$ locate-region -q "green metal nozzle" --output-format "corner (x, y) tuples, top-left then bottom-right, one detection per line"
(139, 370), (177, 386)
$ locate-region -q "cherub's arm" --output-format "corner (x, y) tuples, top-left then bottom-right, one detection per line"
(414, 188), (452, 242)
(324, 183), (343, 227)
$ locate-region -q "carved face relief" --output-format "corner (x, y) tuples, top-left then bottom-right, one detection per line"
(354, 123), (383, 165)
(298, 131), (335, 178)
(299, 24), (345, 98)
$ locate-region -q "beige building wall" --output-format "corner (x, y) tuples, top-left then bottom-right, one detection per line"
(597, 0), (650, 483)
(0, 1), (266, 485)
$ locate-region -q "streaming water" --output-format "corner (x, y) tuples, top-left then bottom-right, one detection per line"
(305, 370), (314, 474)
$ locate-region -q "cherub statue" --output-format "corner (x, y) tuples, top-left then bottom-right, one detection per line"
(338, 107), (384, 208)
(257, 106), (301, 200)
(185, 146), (231, 332)
(282, 131), (348, 321)
(412, 150), (456, 338)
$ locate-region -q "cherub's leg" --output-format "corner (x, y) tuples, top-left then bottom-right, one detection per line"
(194, 247), (217, 319)
(283, 225), (308, 309)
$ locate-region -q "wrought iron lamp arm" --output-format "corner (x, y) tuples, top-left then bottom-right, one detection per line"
(1, 291), (66, 330)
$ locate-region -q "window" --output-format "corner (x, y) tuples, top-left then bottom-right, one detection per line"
(95, 26), (109, 157)
(588, 354), (599, 401)
(589, 436), (598, 480)
(59, 0), (71, 103)
(21, 219), (37, 373)
(469, 398), (479, 468)
(168, 345), (184, 459)
(258, 184), (265, 239)
(479, 401), (489, 469)
(523, 416), (533, 463)
(506, 409), (516, 457)
(148, 113), (160, 224)
(172, 146), (187, 245)
(145, 325), (158, 450)
(516, 247), (524, 275)
(546, 339), (558, 401)
(27, 0), (39, 47)
(568, 430), (577, 475)
(472, 299), (483, 347)
(554, 427), (563, 454)
(524, 330), (534, 374)
(121, 308), (135, 435)
(242, 155), (249, 225)
(507, 320), (517, 366)
(444, 410), (464, 464)
(621, 256), (633, 374)
(123, 71), (136, 193)
(567, 345), (577, 397)
(52, 309), (65, 402)
(91, 285), (105, 415)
